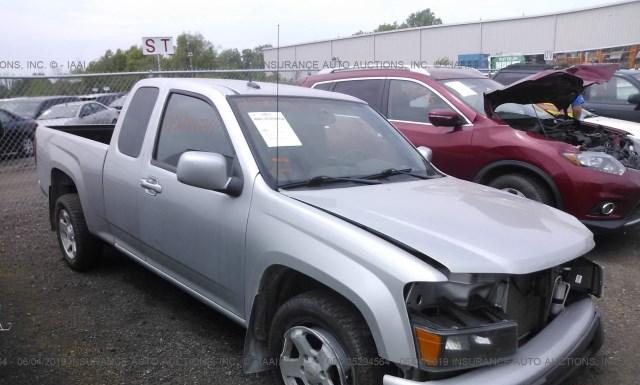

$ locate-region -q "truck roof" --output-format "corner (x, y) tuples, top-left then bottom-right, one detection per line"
(135, 78), (365, 103)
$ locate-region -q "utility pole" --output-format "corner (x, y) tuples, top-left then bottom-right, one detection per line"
(187, 42), (194, 71)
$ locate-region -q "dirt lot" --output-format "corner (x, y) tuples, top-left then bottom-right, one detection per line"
(0, 159), (638, 385)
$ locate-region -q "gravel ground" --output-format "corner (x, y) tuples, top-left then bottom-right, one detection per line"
(0, 158), (638, 385)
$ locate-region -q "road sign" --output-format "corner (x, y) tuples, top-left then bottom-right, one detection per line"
(142, 37), (174, 55)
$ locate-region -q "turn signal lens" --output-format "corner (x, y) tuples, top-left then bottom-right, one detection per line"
(415, 327), (442, 366)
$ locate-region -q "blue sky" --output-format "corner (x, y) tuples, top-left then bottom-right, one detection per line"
(0, 0), (627, 74)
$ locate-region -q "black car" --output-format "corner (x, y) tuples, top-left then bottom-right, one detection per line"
(492, 63), (558, 86)
(493, 64), (640, 122)
(0, 108), (38, 157)
(0, 96), (81, 120)
(582, 70), (640, 122)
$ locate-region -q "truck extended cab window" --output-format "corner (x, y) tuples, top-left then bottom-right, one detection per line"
(118, 87), (159, 157)
(154, 93), (234, 170)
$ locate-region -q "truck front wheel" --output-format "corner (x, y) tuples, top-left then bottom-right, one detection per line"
(269, 290), (385, 385)
(55, 194), (101, 271)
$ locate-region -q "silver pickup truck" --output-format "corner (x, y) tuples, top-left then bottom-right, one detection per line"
(36, 78), (603, 385)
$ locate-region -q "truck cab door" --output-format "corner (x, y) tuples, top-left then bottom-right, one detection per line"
(103, 86), (160, 256)
(386, 79), (474, 177)
(137, 91), (251, 317)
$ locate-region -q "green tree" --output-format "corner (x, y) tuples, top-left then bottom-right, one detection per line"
(166, 33), (217, 70)
(362, 8), (443, 34)
(217, 48), (243, 69)
(434, 57), (452, 66)
(403, 8), (442, 28)
(374, 22), (400, 33)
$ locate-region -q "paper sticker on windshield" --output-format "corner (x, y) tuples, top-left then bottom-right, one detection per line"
(445, 81), (477, 97)
(248, 112), (302, 148)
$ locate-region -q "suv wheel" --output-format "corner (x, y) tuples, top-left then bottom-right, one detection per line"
(489, 173), (553, 205)
(269, 290), (385, 385)
(55, 194), (101, 271)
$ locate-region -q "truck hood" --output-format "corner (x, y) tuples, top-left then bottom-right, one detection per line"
(283, 177), (594, 275)
(485, 64), (618, 115)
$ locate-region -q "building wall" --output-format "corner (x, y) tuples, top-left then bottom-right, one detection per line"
(263, 0), (640, 68)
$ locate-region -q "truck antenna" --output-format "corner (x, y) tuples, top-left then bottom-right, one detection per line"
(276, 23), (280, 189)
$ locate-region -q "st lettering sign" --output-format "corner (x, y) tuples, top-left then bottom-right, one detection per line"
(142, 37), (175, 55)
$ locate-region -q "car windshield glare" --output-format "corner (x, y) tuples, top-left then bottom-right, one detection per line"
(440, 78), (501, 114)
(230, 96), (438, 188)
(39, 104), (80, 119)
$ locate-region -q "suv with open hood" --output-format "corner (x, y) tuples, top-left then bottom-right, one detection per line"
(303, 64), (640, 232)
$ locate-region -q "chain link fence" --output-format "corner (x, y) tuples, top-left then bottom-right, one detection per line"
(0, 69), (314, 228)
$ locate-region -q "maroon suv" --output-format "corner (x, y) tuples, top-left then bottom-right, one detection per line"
(302, 65), (640, 233)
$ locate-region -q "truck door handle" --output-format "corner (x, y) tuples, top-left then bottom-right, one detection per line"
(140, 177), (162, 195)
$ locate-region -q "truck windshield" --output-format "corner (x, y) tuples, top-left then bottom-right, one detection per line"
(229, 96), (439, 188)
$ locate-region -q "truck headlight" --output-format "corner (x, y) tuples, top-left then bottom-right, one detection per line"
(563, 151), (626, 175)
(406, 279), (518, 372)
(411, 306), (518, 371)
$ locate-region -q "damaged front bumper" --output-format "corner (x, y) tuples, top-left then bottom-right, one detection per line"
(384, 298), (602, 385)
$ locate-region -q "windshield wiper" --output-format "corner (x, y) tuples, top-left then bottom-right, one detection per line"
(279, 175), (382, 190)
(362, 168), (433, 180)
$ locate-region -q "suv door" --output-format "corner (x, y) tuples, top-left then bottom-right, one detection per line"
(386, 79), (474, 176)
(138, 91), (250, 316)
(583, 75), (640, 122)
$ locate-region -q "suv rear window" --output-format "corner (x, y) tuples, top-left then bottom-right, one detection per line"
(118, 87), (159, 157)
(313, 82), (333, 91)
(332, 79), (384, 112)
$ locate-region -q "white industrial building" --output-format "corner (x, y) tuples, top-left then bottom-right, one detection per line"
(263, 0), (640, 73)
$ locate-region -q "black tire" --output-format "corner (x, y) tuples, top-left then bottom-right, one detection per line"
(488, 173), (554, 205)
(20, 135), (34, 157)
(268, 290), (385, 385)
(54, 194), (101, 271)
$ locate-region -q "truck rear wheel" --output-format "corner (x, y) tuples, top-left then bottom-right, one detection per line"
(268, 290), (385, 385)
(55, 194), (101, 271)
(489, 173), (554, 205)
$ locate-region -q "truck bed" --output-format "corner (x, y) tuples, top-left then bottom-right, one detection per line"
(35, 124), (113, 240)
(44, 124), (115, 144)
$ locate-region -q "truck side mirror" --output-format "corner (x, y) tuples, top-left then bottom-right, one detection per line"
(417, 146), (433, 162)
(177, 151), (242, 196)
(628, 93), (640, 106)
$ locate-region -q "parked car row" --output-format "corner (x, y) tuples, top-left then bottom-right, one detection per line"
(303, 64), (640, 233)
(493, 64), (640, 123)
(0, 92), (125, 126)
(0, 108), (38, 157)
(0, 93), (125, 157)
(36, 77), (605, 385)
